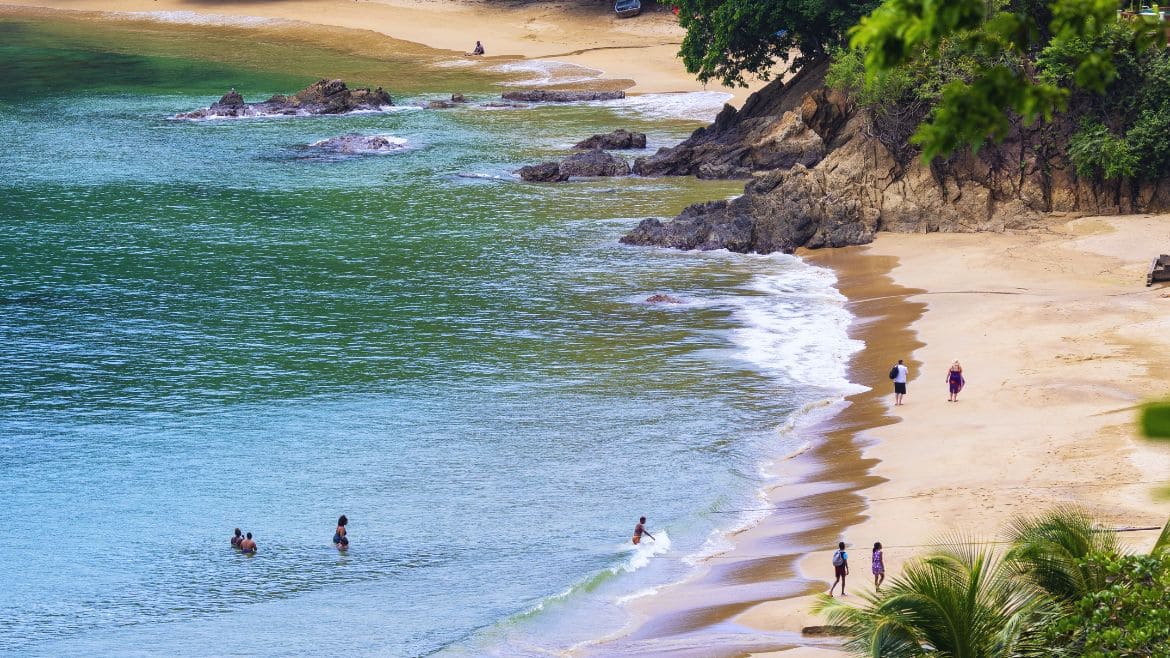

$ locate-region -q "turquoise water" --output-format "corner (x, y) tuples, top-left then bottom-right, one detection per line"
(0, 17), (861, 657)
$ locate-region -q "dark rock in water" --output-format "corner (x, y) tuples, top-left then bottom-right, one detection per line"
(308, 133), (407, 154)
(175, 79), (393, 119)
(559, 149), (630, 177)
(573, 129), (647, 150)
(423, 100), (457, 109)
(518, 161), (568, 182)
(450, 93), (466, 103)
(801, 625), (849, 637)
(501, 90), (626, 103)
(645, 294), (683, 304)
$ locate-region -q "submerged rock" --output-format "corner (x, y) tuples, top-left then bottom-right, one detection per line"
(573, 129), (647, 150)
(175, 79), (393, 119)
(501, 90), (626, 103)
(644, 294), (683, 304)
(308, 134), (407, 154)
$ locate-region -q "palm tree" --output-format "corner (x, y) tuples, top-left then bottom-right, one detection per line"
(814, 538), (1056, 657)
(1004, 506), (1120, 604)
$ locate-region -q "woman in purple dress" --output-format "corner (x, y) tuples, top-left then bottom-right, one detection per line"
(947, 360), (965, 402)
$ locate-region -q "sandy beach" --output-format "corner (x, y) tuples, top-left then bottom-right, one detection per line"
(9, 0), (1170, 654)
(1, 0), (766, 104)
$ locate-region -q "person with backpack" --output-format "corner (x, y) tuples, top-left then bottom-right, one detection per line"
(889, 359), (909, 406)
(828, 541), (849, 597)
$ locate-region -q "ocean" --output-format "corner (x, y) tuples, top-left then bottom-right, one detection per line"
(0, 14), (862, 656)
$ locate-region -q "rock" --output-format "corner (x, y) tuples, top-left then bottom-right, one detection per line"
(573, 129), (647, 150)
(518, 161), (568, 182)
(801, 626), (849, 637)
(175, 79), (393, 119)
(645, 294), (683, 304)
(308, 134), (407, 154)
(558, 149), (630, 177)
(424, 100), (457, 109)
(501, 90), (626, 103)
(450, 93), (466, 103)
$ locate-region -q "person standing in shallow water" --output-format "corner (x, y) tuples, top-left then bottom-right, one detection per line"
(230, 528), (243, 548)
(333, 515), (349, 549)
(872, 541), (885, 591)
(828, 541), (849, 597)
(239, 532), (257, 554)
(947, 360), (965, 402)
(892, 359), (909, 406)
(632, 516), (654, 545)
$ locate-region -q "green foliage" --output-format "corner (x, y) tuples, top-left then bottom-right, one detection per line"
(1042, 553), (1170, 657)
(846, 0), (1162, 160)
(1006, 507), (1120, 603)
(1067, 120), (1137, 179)
(825, 46), (913, 108)
(671, 0), (882, 87)
(821, 509), (1170, 658)
(1140, 401), (1170, 439)
(816, 539), (1056, 657)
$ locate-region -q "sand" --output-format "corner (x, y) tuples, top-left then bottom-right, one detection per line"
(1, 0), (767, 104)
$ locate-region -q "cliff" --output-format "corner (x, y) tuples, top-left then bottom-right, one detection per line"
(622, 62), (1170, 254)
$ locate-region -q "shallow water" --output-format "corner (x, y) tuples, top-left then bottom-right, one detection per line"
(0, 16), (861, 656)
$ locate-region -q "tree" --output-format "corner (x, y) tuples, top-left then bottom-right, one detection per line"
(847, 0), (1164, 160)
(1005, 506), (1120, 603)
(815, 539), (1055, 657)
(672, 0), (882, 87)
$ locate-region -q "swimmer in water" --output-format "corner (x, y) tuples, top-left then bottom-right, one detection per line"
(230, 528), (243, 548)
(333, 515), (349, 549)
(632, 516), (655, 545)
(239, 532), (257, 554)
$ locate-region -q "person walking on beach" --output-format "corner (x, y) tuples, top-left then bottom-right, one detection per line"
(891, 359), (909, 406)
(333, 515), (349, 549)
(632, 516), (655, 545)
(239, 532), (257, 554)
(829, 541), (849, 597)
(872, 541), (885, 591)
(946, 360), (965, 402)
(231, 527), (243, 548)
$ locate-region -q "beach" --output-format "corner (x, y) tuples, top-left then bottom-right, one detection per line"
(7, 0), (1170, 655)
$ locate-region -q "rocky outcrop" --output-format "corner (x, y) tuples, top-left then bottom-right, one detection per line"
(645, 294), (684, 304)
(175, 79), (393, 119)
(622, 58), (1170, 254)
(574, 129), (647, 150)
(502, 90), (626, 102)
(518, 162), (569, 182)
(517, 150), (630, 182)
(308, 134), (407, 154)
(559, 150), (630, 177)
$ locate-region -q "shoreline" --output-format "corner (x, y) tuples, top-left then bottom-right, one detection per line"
(0, 0), (767, 105)
(579, 247), (924, 656)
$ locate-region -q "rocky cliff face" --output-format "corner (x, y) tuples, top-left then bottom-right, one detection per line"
(623, 62), (1170, 254)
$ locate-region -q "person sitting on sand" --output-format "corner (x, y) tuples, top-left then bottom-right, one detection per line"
(239, 532), (257, 554)
(468, 40), (485, 56)
(231, 527), (243, 548)
(632, 516), (655, 545)
(828, 541), (849, 597)
(333, 515), (349, 549)
(947, 360), (965, 402)
(872, 541), (885, 591)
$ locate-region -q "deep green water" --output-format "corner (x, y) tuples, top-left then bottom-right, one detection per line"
(0, 15), (861, 656)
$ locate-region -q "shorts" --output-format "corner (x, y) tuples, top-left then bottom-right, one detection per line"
(632, 535), (641, 545)
(834, 564), (847, 577)
(894, 382), (907, 394)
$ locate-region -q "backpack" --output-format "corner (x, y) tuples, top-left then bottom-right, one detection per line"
(888, 365), (899, 380)
(832, 550), (845, 566)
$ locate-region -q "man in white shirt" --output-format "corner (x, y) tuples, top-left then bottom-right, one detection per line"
(893, 359), (909, 406)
